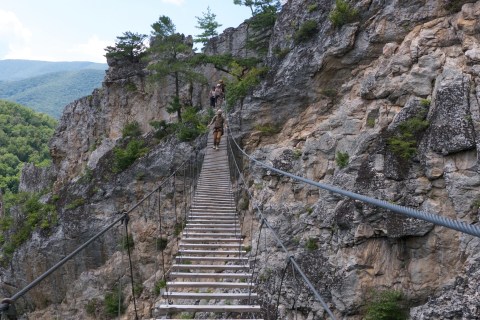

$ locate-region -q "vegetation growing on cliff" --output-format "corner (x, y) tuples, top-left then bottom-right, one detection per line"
(0, 100), (57, 193)
(329, 0), (359, 27)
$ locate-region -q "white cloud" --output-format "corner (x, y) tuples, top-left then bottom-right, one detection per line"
(0, 10), (33, 59)
(161, 0), (185, 5)
(68, 35), (112, 63)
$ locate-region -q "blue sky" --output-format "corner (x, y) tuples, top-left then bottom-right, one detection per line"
(0, 0), (252, 63)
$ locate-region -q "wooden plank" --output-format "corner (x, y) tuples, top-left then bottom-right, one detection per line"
(166, 281), (255, 288)
(162, 292), (258, 299)
(155, 304), (261, 313)
(170, 272), (252, 279)
(172, 264), (248, 271)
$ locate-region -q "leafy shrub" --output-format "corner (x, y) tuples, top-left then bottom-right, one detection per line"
(154, 279), (167, 295)
(329, 0), (359, 27)
(321, 88), (339, 102)
(113, 139), (149, 172)
(0, 192), (57, 264)
(294, 20), (318, 44)
(150, 120), (174, 140)
(122, 121), (142, 138)
(293, 149), (302, 159)
(367, 117), (376, 128)
(420, 98), (431, 107)
(176, 107), (209, 142)
(365, 290), (409, 320)
(336, 151), (349, 168)
(254, 124), (281, 135)
(307, 4), (318, 12)
(273, 46), (290, 59)
(305, 237), (318, 250)
(121, 234), (134, 251)
(226, 66), (268, 109)
(387, 117), (429, 159)
(104, 290), (125, 317)
(125, 81), (137, 92)
(156, 237), (168, 251)
(85, 299), (98, 316)
(66, 198), (85, 210)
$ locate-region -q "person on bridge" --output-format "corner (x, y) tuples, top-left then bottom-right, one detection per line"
(209, 109), (227, 150)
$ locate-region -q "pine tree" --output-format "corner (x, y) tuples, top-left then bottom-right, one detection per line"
(104, 31), (147, 63)
(148, 16), (205, 122)
(194, 7), (222, 45)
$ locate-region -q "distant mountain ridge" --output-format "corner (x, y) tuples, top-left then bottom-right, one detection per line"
(0, 59), (107, 118)
(0, 59), (107, 81)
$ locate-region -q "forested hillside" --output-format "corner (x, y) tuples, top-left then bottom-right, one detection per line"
(0, 59), (106, 81)
(0, 100), (57, 193)
(0, 69), (105, 118)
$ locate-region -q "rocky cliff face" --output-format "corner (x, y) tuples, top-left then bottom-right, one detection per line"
(3, 0), (480, 319)
(235, 0), (480, 318)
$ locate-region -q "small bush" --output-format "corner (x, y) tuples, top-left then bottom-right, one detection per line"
(307, 3), (318, 12)
(254, 124), (281, 135)
(104, 290), (125, 317)
(121, 234), (134, 251)
(125, 81), (137, 92)
(367, 117), (376, 128)
(133, 282), (144, 298)
(85, 299), (98, 316)
(329, 0), (359, 27)
(294, 20), (318, 44)
(150, 120), (174, 140)
(273, 46), (290, 59)
(122, 121), (142, 138)
(66, 198), (85, 210)
(336, 151), (349, 168)
(113, 139), (149, 173)
(156, 237), (168, 251)
(293, 149), (302, 159)
(420, 98), (431, 107)
(365, 290), (409, 320)
(321, 88), (339, 101)
(305, 237), (318, 250)
(387, 117), (429, 159)
(154, 279), (167, 295)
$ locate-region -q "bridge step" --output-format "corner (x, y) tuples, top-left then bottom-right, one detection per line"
(172, 264), (249, 271)
(162, 292), (257, 299)
(177, 249), (246, 255)
(170, 272), (252, 279)
(167, 281), (255, 289)
(175, 256), (249, 262)
(155, 304), (261, 313)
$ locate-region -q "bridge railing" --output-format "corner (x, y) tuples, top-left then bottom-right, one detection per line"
(225, 123), (480, 319)
(0, 133), (207, 319)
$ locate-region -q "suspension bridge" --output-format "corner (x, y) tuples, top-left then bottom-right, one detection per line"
(2, 123), (480, 319)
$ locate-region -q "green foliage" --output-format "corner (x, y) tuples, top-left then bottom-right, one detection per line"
(85, 299), (98, 316)
(121, 234), (135, 251)
(0, 100), (57, 193)
(194, 6), (222, 45)
(365, 290), (409, 320)
(443, 0), (475, 13)
(254, 123), (281, 135)
(367, 116), (376, 128)
(320, 88), (339, 101)
(154, 279), (167, 295)
(336, 151), (349, 168)
(293, 148), (302, 159)
(104, 31), (147, 62)
(150, 120), (175, 140)
(307, 3), (318, 12)
(122, 121), (142, 138)
(133, 282), (144, 298)
(175, 107), (209, 142)
(0, 191), (57, 264)
(66, 198), (85, 210)
(329, 0), (359, 27)
(179, 313), (195, 319)
(113, 139), (149, 173)
(226, 66), (268, 109)
(305, 237), (318, 250)
(387, 116), (429, 159)
(420, 98), (431, 107)
(125, 81), (137, 92)
(273, 46), (290, 59)
(104, 290), (125, 317)
(174, 221), (185, 236)
(294, 20), (319, 44)
(156, 237), (168, 251)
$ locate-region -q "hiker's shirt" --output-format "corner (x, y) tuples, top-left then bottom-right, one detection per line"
(214, 115), (224, 129)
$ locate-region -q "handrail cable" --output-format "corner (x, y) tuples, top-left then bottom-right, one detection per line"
(0, 136), (207, 316)
(227, 128), (480, 238)
(226, 130), (336, 319)
(122, 213), (139, 319)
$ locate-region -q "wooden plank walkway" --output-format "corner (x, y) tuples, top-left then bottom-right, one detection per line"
(151, 133), (262, 319)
